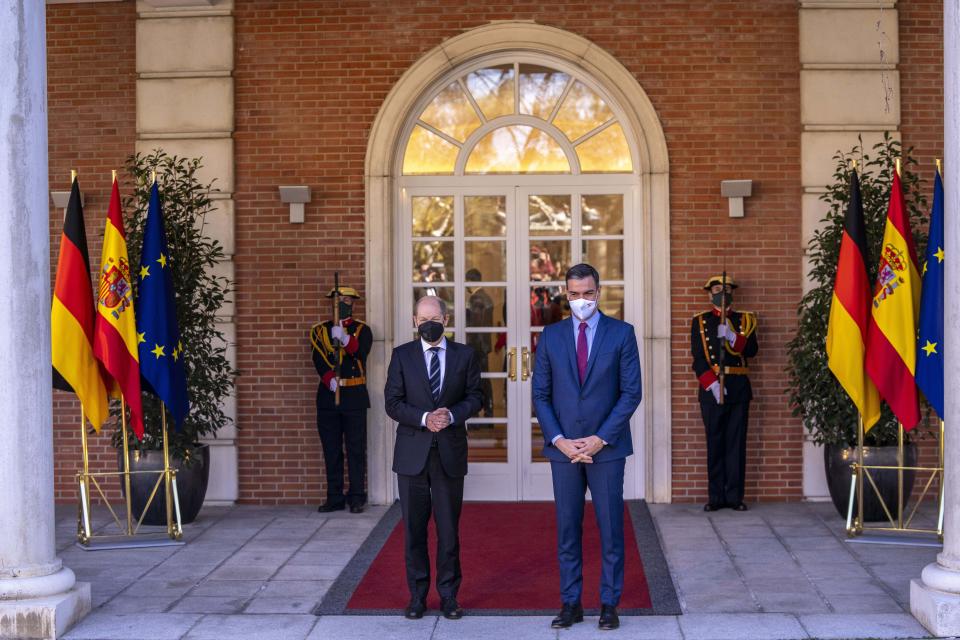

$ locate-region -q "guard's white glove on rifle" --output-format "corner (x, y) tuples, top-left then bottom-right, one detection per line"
(330, 324), (349, 347)
(707, 381), (727, 404)
(717, 323), (737, 345)
(328, 378), (339, 392)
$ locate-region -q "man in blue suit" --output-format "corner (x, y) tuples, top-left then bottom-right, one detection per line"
(532, 263), (642, 631)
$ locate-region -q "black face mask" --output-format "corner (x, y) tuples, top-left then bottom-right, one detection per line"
(418, 320), (445, 343)
(338, 302), (353, 319)
(711, 292), (733, 308)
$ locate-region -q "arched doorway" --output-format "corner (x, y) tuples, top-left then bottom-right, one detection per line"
(365, 23), (672, 504)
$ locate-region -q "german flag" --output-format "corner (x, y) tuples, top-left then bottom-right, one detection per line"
(93, 177), (144, 438)
(865, 169), (922, 430)
(52, 178), (109, 429)
(826, 169), (881, 429)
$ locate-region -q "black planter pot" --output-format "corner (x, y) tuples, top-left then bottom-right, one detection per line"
(824, 442), (917, 521)
(120, 443), (210, 526)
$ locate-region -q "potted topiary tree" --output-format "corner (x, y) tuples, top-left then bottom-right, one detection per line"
(787, 134), (931, 520)
(111, 150), (236, 525)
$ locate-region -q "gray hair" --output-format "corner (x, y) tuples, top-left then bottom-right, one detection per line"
(414, 294), (447, 317)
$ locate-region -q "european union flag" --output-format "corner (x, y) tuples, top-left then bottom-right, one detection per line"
(136, 181), (190, 426)
(916, 168), (944, 419)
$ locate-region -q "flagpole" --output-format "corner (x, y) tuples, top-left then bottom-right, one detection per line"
(120, 397), (134, 535)
(78, 406), (91, 542)
(857, 413), (864, 533)
(71, 169), (76, 183)
(937, 158), (942, 175)
(161, 401), (174, 538)
(940, 419), (946, 538)
(898, 421), (904, 528)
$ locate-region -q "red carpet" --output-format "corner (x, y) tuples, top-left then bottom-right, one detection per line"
(346, 502), (652, 612)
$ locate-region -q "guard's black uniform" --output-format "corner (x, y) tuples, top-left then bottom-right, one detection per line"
(312, 317), (373, 509)
(691, 308), (758, 507)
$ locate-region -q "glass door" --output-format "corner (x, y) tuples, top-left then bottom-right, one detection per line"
(516, 187), (631, 500)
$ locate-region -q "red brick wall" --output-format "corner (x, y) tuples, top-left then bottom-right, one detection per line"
(232, 0), (804, 504)
(48, 2), (137, 503)
(46, 1), (945, 506)
(900, 0), (944, 498)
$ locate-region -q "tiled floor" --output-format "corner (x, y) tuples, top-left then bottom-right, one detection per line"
(57, 501), (937, 639)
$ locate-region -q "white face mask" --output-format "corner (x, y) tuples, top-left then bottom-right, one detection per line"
(568, 298), (597, 321)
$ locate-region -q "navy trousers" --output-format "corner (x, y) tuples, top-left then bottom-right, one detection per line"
(550, 458), (626, 606)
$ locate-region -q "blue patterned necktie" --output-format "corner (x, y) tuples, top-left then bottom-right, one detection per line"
(428, 346), (442, 402)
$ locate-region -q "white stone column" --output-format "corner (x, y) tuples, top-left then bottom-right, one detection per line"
(0, 2), (91, 639)
(911, 2), (960, 634)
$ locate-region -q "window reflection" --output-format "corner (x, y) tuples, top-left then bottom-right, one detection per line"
(420, 82), (482, 143)
(552, 81), (613, 141)
(412, 195), (454, 237)
(530, 285), (567, 328)
(582, 194), (624, 235)
(519, 64), (570, 119)
(529, 195), (572, 235)
(465, 65), (515, 120)
(402, 125), (458, 175)
(412, 241), (454, 283)
(576, 123), (633, 173)
(464, 195), (507, 237)
(465, 125), (570, 174)
(529, 241), (570, 282)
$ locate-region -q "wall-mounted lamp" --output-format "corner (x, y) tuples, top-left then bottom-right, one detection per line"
(50, 190), (81, 215)
(720, 180), (753, 218)
(278, 185), (311, 224)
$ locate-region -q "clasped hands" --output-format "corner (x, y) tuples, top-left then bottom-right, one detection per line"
(425, 408), (453, 432)
(555, 435), (604, 464)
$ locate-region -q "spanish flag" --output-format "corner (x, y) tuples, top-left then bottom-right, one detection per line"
(93, 177), (144, 438)
(826, 169), (881, 429)
(865, 169), (921, 430)
(51, 178), (109, 429)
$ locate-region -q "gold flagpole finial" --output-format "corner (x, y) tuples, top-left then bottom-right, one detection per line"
(151, 170), (157, 184)
(850, 159), (857, 171)
(70, 169), (77, 183)
(895, 158), (902, 176)
(112, 169), (117, 182)
(936, 158), (942, 175)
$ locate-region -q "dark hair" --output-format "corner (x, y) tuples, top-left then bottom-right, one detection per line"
(565, 263), (600, 288)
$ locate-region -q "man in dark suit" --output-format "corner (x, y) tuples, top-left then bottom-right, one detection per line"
(691, 275), (759, 512)
(532, 263), (642, 631)
(384, 295), (483, 621)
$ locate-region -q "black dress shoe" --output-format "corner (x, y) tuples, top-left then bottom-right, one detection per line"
(349, 504), (364, 514)
(599, 604), (620, 630)
(551, 602), (584, 628)
(703, 503), (722, 512)
(732, 502), (749, 511)
(441, 597), (463, 619)
(404, 599), (426, 619)
(317, 502), (345, 513)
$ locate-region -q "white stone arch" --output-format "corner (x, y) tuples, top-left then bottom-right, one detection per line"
(364, 21), (672, 503)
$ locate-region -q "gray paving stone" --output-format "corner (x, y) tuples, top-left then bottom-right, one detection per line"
(121, 578), (199, 597)
(678, 613), (809, 639)
(433, 615), (557, 639)
(681, 592), (761, 614)
(561, 615), (683, 639)
(824, 594), (907, 614)
(95, 595), (181, 613)
(184, 614), (317, 639)
(755, 591), (830, 614)
(274, 563), (343, 580)
(260, 580), (333, 597)
(799, 612), (931, 639)
(308, 615), (437, 640)
(169, 595), (249, 614)
(190, 579), (267, 598)
(206, 564), (278, 581)
(64, 612), (202, 639)
(244, 595), (319, 614)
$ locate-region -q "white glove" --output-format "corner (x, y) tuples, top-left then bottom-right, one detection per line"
(328, 378), (339, 392)
(330, 324), (349, 346)
(707, 381), (726, 404)
(717, 323), (737, 345)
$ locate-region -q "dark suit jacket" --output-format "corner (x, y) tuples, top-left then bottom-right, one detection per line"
(385, 339), (483, 478)
(690, 309), (759, 404)
(532, 313), (643, 463)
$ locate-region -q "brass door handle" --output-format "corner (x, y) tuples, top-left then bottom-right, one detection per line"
(521, 347), (531, 381)
(508, 347), (517, 381)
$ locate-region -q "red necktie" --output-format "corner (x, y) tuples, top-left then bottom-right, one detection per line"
(577, 321), (588, 384)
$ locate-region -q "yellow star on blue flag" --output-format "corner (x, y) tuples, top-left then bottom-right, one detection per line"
(135, 180), (190, 427)
(916, 169), (944, 418)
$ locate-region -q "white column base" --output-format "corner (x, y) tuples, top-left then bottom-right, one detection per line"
(910, 565), (960, 637)
(0, 583), (90, 640)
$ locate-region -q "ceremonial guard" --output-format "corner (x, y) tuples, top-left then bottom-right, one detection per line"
(312, 285), (373, 513)
(690, 275), (758, 512)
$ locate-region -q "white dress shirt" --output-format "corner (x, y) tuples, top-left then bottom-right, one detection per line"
(420, 337), (455, 427)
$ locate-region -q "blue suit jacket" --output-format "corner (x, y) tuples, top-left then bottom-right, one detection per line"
(532, 313), (642, 463)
